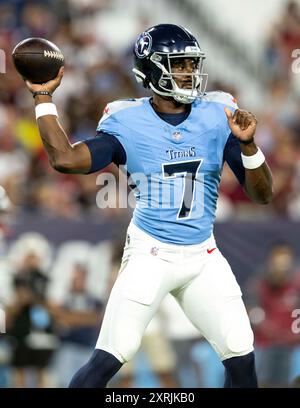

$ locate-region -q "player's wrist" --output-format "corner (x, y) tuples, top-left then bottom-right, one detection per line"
(239, 141), (257, 156)
(34, 94), (53, 105)
(238, 137), (254, 145)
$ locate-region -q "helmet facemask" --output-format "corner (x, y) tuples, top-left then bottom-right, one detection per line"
(151, 51), (207, 104)
(133, 49), (208, 104)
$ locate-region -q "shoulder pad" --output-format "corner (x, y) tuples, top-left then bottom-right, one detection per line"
(99, 99), (144, 125)
(202, 91), (238, 109)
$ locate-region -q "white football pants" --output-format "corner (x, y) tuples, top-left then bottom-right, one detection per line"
(96, 222), (254, 363)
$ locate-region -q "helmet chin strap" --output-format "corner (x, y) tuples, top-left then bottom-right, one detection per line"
(172, 80), (199, 103)
(173, 94), (195, 104)
(149, 81), (196, 104)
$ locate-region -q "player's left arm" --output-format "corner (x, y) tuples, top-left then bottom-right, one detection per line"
(224, 108), (273, 204)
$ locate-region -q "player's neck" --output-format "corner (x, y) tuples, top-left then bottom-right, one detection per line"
(151, 94), (188, 114)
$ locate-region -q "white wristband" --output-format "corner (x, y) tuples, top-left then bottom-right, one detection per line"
(241, 147), (265, 169)
(35, 103), (58, 120)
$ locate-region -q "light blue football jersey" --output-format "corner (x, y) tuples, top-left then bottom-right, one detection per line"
(97, 92), (238, 245)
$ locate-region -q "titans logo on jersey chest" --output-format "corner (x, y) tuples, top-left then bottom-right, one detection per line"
(166, 147), (196, 160)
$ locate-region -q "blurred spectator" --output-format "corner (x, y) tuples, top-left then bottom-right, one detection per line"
(6, 251), (58, 388)
(247, 242), (300, 387)
(265, 1), (300, 79)
(49, 263), (103, 387)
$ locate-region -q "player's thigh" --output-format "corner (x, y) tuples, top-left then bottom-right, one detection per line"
(96, 254), (172, 362)
(174, 251), (254, 360)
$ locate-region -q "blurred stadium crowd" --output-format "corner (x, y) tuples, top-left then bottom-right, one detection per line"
(0, 0), (300, 388)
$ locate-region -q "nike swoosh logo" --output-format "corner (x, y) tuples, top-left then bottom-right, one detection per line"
(207, 248), (217, 254)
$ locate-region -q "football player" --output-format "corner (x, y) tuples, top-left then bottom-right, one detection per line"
(25, 24), (273, 388)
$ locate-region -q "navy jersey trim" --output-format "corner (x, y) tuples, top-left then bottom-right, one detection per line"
(83, 131), (126, 174)
(152, 103), (191, 126)
(223, 133), (245, 186)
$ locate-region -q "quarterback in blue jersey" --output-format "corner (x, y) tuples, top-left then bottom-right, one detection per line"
(26, 24), (273, 388)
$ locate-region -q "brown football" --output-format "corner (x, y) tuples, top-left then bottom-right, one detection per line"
(12, 37), (64, 84)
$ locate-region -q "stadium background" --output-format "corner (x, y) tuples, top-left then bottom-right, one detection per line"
(0, 0), (300, 387)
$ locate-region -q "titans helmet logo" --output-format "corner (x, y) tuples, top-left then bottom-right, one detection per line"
(135, 32), (152, 58)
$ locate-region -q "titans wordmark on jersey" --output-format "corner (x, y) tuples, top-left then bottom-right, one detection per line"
(97, 92), (238, 245)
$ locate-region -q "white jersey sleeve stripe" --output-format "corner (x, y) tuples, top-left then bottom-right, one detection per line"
(202, 91), (238, 109)
(99, 99), (144, 125)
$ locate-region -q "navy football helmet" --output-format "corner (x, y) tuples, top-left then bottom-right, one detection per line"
(133, 24), (207, 104)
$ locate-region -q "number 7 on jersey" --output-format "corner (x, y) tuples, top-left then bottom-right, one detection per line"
(162, 159), (203, 220)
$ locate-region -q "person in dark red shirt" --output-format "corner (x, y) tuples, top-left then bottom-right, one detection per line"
(247, 242), (300, 387)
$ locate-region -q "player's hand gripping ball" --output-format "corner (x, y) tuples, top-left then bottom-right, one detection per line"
(12, 37), (64, 84)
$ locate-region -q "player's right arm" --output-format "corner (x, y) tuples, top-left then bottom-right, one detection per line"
(34, 100), (92, 174)
(25, 67), (125, 174)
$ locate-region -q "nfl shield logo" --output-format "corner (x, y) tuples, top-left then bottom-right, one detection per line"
(172, 131), (182, 141)
(150, 247), (159, 256)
